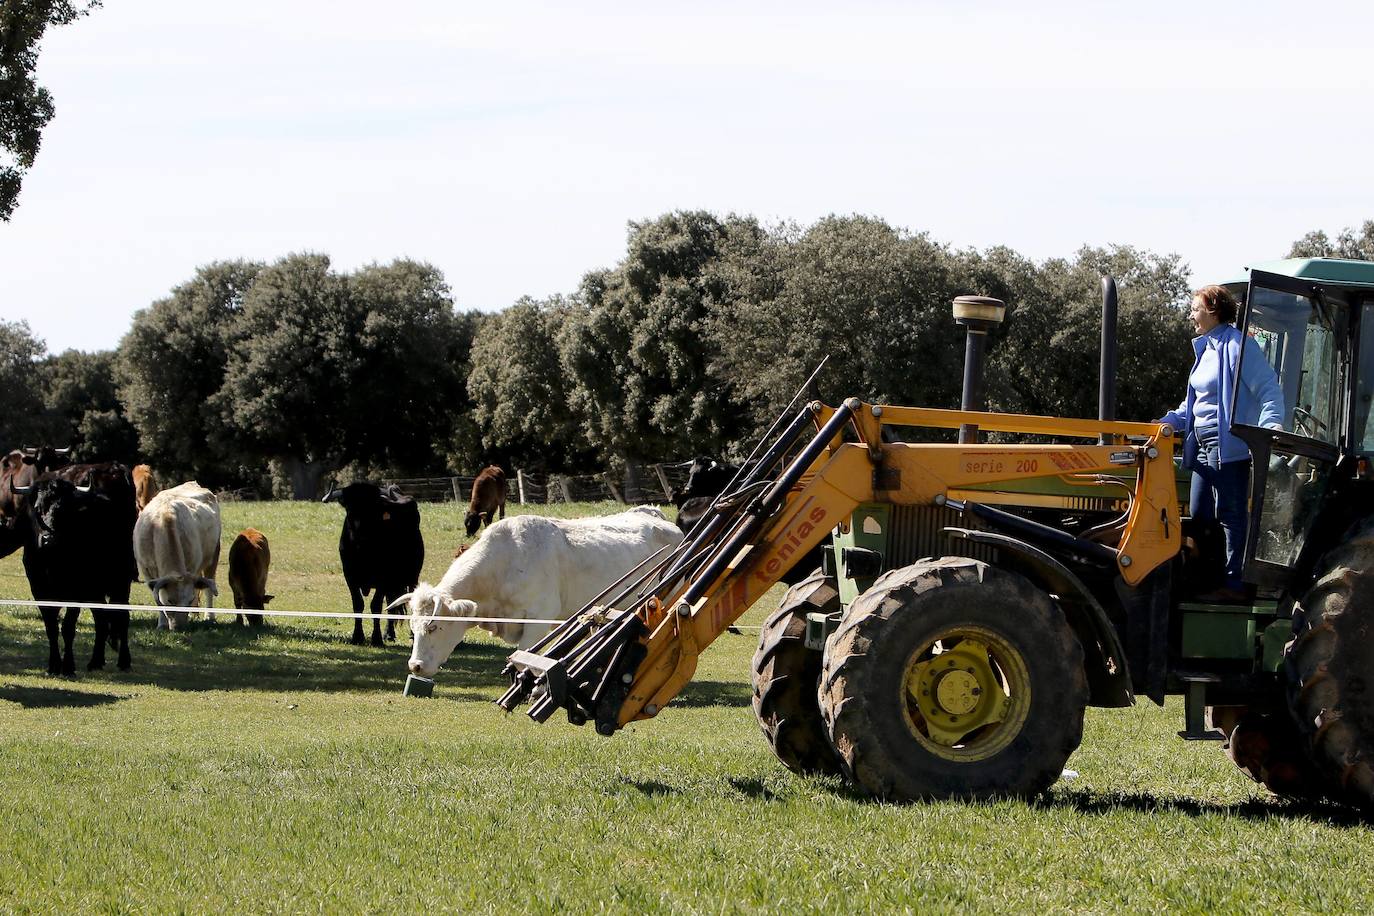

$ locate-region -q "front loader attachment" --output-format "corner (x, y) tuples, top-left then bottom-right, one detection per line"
(498, 391), (1180, 739)
(497, 398), (868, 735)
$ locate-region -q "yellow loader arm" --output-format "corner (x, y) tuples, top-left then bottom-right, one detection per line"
(498, 398), (1179, 735)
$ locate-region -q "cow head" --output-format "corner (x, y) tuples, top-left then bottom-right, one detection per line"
(464, 509), (488, 537)
(405, 584), (478, 677)
(145, 574), (218, 628)
(21, 445), (72, 475)
(325, 481), (387, 514)
(22, 477), (103, 551)
(674, 457), (739, 507)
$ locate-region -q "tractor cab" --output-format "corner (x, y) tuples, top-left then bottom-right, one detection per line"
(1227, 259), (1374, 591)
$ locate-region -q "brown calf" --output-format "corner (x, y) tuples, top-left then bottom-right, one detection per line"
(132, 464), (159, 511)
(464, 466), (507, 536)
(228, 527), (273, 626)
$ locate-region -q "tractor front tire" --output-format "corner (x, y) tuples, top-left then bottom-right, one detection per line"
(751, 570), (844, 776)
(1286, 521), (1374, 808)
(819, 557), (1086, 802)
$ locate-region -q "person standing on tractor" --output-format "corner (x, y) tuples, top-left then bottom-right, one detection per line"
(1158, 284), (1285, 601)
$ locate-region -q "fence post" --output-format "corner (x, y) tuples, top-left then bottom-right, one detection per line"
(517, 469), (527, 505)
(653, 463), (674, 503)
(451, 477), (463, 502)
(624, 460), (645, 504)
(602, 473), (623, 503)
(558, 475), (573, 503)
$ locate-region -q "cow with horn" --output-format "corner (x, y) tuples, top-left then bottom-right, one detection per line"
(13, 463), (137, 674)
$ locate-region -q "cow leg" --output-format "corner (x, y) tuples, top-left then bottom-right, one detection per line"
(113, 610), (131, 670)
(60, 607), (79, 677)
(109, 581), (132, 670)
(88, 609), (109, 671)
(349, 585), (366, 645)
(383, 591), (397, 642)
(369, 590), (385, 647)
(40, 605), (62, 675)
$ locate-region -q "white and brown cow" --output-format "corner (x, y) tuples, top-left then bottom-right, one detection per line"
(133, 482), (222, 630)
(406, 506), (682, 677)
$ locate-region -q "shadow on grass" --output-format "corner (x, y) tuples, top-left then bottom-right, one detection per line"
(1039, 789), (1371, 828)
(623, 778), (681, 797)
(672, 679), (752, 709)
(0, 616), (513, 696)
(798, 772), (1372, 827)
(0, 684), (128, 708)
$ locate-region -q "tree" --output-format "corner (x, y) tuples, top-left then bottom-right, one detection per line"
(0, 0), (100, 220)
(560, 211), (760, 464)
(116, 260), (262, 484)
(705, 215), (971, 448)
(986, 244), (1193, 424)
(345, 259), (473, 473)
(0, 318), (48, 445)
(212, 253), (355, 499)
(40, 348), (138, 460)
(468, 297), (593, 472)
(433, 308), (485, 473)
(1290, 221), (1374, 261)
(210, 255), (474, 498)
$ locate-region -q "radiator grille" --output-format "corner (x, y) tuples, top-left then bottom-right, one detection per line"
(888, 505), (998, 568)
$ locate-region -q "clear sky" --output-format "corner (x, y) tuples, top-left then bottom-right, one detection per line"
(4, 0), (1373, 353)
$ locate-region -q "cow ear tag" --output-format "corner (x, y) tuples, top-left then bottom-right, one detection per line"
(382, 511), (391, 521)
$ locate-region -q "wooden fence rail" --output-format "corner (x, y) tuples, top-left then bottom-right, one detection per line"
(380, 460), (696, 506)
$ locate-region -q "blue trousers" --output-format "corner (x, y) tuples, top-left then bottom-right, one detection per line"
(1189, 454), (1251, 590)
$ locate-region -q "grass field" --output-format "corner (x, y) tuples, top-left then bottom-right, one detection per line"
(2, 499), (1372, 913)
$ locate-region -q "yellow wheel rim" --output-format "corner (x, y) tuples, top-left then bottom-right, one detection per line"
(901, 625), (1031, 762)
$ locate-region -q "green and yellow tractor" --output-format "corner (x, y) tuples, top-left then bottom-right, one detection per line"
(497, 257), (1374, 810)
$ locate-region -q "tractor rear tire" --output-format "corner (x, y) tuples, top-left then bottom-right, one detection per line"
(819, 557), (1086, 802)
(1285, 520), (1374, 808)
(1223, 709), (1330, 802)
(751, 570), (845, 776)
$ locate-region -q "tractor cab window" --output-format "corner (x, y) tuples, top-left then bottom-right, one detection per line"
(1353, 299), (1374, 453)
(1242, 285), (1344, 444)
(1236, 276), (1345, 582)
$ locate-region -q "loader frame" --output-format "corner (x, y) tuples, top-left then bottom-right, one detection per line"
(500, 398), (1180, 735)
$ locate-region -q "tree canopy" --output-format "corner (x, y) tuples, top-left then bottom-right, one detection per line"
(1290, 221), (1374, 261)
(560, 211), (760, 463)
(0, 318), (48, 445)
(116, 259), (262, 483)
(8, 209), (1258, 493)
(0, 0), (100, 220)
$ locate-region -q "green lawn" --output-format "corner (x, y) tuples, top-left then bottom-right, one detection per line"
(1, 500), (1371, 913)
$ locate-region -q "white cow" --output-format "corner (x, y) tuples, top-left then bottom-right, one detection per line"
(133, 481), (222, 630)
(406, 507), (683, 677)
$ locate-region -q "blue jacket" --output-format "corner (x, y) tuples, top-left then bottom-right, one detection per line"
(1159, 324), (1286, 468)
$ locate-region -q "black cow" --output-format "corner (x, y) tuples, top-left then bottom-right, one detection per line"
(671, 457), (747, 539)
(672, 456), (822, 587)
(323, 482), (424, 646)
(671, 457), (739, 508)
(16, 469), (137, 674)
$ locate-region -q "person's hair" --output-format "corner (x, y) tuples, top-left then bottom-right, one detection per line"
(1194, 285), (1239, 325)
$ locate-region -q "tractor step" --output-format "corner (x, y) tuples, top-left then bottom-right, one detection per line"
(1175, 671), (1224, 740)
